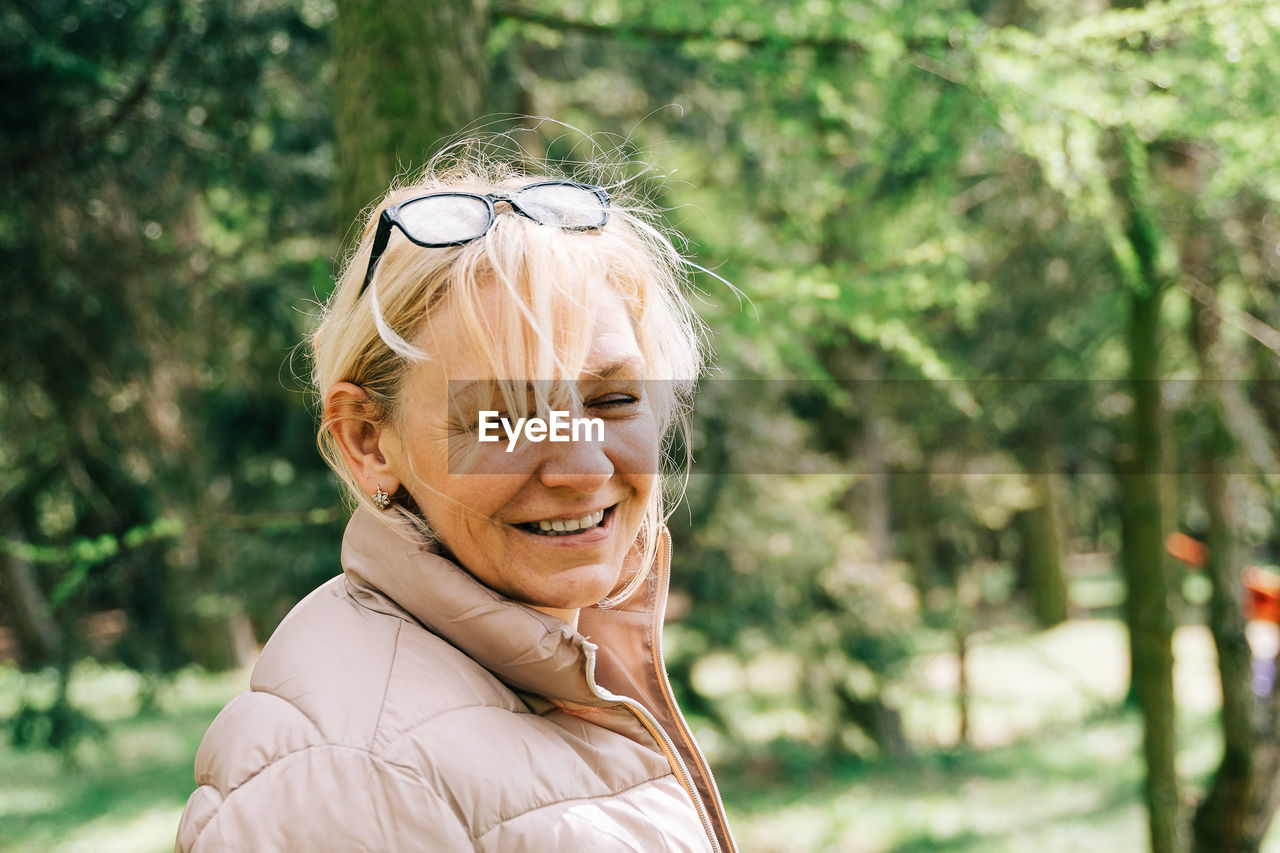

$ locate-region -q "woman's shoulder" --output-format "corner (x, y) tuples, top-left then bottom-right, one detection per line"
(177, 577), (540, 850)
(194, 575), (535, 788)
(246, 575), (532, 749)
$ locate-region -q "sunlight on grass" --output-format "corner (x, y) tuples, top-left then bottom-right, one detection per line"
(722, 710), (1150, 853)
(720, 618), (1280, 852)
(0, 662), (248, 853)
(58, 806), (186, 853)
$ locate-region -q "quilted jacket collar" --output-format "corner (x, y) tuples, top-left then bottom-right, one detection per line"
(339, 507), (665, 707)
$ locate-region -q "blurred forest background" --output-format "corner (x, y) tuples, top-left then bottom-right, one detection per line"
(5, 0), (1280, 850)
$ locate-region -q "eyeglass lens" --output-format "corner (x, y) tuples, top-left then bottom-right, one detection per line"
(513, 184), (606, 229)
(397, 195), (493, 245)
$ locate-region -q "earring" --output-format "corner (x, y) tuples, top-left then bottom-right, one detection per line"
(372, 486), (391, 510)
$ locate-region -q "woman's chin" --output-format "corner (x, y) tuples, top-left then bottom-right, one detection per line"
(517, 562), (625, 611)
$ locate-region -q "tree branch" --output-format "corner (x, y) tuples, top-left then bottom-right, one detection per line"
(1182, 276), (1280, 358)
(6, 0), (183, 171)
(492, 3), (950, 53)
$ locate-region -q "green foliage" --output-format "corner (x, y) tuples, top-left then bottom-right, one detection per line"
(498, 2), (1280, 787)
(1, 517), (184, 608)
(9, 699), (105, 754)
(7, 11), (1280, 845)
(1, 0), (341, 672)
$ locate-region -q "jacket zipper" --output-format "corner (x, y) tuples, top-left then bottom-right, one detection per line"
(584, 650), (723, 853)
(648, 532), (737, 853)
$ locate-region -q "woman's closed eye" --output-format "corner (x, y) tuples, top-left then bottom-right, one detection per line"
(588, 392), (641, 413)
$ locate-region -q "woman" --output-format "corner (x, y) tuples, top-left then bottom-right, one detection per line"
(175, 152), (737, 852)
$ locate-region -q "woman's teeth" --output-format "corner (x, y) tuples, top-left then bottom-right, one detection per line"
(525, 508), (606, 536)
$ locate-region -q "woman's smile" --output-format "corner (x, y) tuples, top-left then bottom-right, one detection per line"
(512, 503), (614, 537)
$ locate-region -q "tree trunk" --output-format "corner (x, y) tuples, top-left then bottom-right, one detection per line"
(1020, 470), (1070, 629)
(897, 475), (936, 608)
(956, 624), (971, 747)
(851, 356), (892, 564)
(0, 536), (61, 666)
(1120, 285), (1179, 853)
(837, 688), (910, 759)
(1115, 128), (1180, 853)
(1190, 432), (1256, 853)
(1188, 214), (1280, 853)
(334, 0), (489, 219)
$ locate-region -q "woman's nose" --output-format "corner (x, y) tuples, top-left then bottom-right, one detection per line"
(535, 426), (615, 493)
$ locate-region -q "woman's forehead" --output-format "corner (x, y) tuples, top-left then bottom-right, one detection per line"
(415, 279), (643, 385)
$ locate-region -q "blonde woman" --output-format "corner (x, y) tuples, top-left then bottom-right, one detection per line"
(175, 151), (736, 852)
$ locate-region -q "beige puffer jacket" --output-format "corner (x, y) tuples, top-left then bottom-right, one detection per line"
(175, 509), (736, 852)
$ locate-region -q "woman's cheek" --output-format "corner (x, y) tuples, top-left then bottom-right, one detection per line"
(604, 411), (660, 475)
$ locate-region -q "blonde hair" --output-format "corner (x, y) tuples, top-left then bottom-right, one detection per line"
(310, 143), (705, 605)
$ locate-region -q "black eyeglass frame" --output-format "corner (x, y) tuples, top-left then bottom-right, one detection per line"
(359, 180), (611, 295)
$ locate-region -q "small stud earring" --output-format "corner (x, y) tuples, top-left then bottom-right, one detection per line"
(372, 487), (391, 510)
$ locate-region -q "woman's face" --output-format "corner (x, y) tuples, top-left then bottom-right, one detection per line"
(382, 281), (659, 621)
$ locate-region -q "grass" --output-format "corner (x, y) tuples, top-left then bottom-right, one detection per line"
(1, 619), (1278, 852)
(718, 708), (1175, 852)
(0, 663), (248, 853)
(714, 618), (1280, 853)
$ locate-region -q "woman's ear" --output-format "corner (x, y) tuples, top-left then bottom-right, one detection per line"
(325, 382), (402, 499)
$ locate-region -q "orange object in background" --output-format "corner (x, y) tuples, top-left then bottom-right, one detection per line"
(1162, 533), (1280, 625)
(1244, 566), (1280, 624)
(1166, 532), (1209, 567)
